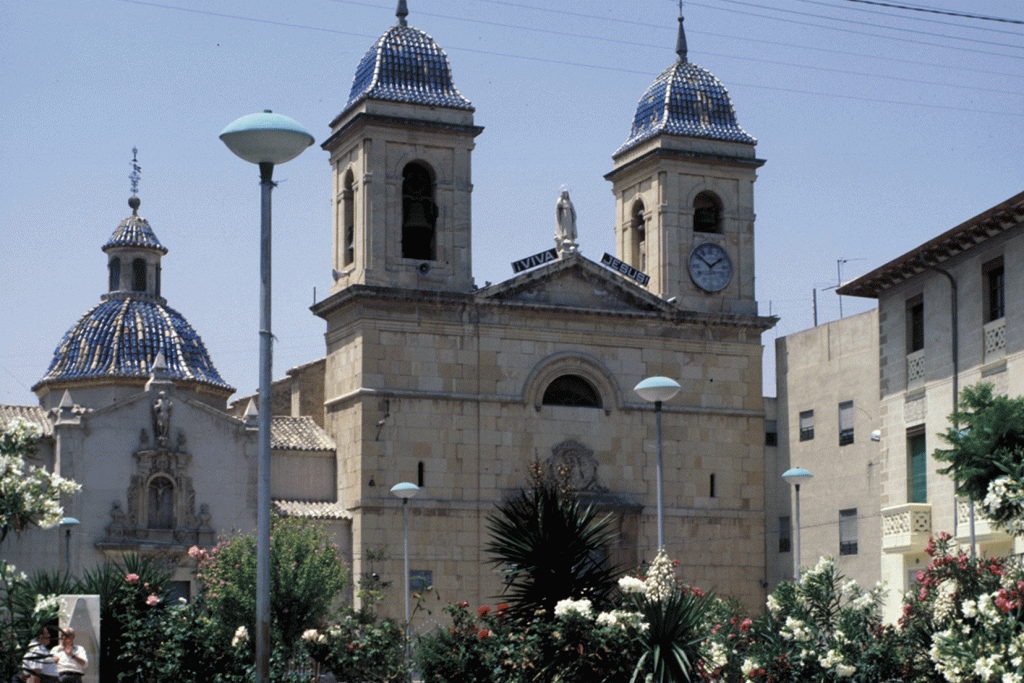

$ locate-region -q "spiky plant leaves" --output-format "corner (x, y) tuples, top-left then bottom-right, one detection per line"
(485, 480), (619, 618)
(630, 588), (713, 683)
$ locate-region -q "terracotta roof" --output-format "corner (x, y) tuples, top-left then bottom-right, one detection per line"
(0, 405), (52, 437)
(271, 416), (335, 452)
(838, 191), (1024, 299)
(273, 500), (351, 520)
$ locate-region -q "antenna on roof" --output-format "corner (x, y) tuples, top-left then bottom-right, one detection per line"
(676, 1), (687, 62)
(396, 0), (408, 26)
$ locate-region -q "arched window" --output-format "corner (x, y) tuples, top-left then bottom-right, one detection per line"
(342, 169), (355, 267)
(630, 199), (646, 271)
(147, 476), (174, 530)
(109, 257), (121, 292)
(693, 191), (722, 233)
(542, 375), (603, 409)
(401, 162), (437, 261)
(132, 258), (147, 292)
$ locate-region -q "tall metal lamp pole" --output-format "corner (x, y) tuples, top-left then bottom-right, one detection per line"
(390, 482), (420, 680)
(220, 110), (313, 683)
(782, 467), (813, 579)
(634, 376), (681, 550)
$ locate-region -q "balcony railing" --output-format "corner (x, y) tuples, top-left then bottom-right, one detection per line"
(882, 503), (931, 554)
(984, 318), (1006, 362)
(906, 349), (925, 386)
(956, 497), (1013, 545)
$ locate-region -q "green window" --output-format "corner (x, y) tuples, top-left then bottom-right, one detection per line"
(908, 432), (927, 503)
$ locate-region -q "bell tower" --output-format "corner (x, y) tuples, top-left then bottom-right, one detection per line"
(322, 2), (482, 294)
(605, 17), (763, 316)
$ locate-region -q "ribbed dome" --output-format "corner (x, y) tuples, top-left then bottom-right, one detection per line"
(616, 60), (755, 157)
(103, 199), (167, 253)
(341, 23), (472, 115)
(33, 295), (232, 392)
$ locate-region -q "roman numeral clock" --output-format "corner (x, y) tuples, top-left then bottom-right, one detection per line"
(687, 241), (733, 293)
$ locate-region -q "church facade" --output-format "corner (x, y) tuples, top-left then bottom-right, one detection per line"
(4, 4), (775, 617)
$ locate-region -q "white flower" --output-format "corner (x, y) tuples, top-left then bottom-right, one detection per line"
(741, 659), (757, 677)
(231, 625), (249, 647)
(554, 597), (594, 620)
(835, 663), (856, 678)
(766, 594), (781, 617)
(618, 575), (645, 594)
(962, 599), (978, 619)
(32, 593), (62, 615)
(644, 549), (676, 602)
(301, 629), (320, 642)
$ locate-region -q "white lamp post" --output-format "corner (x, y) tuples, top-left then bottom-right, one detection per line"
(390, 481), (419, 679)
(60, 517), (80, 576)
(634, 376), (681, 550)
(782, 467), (813, 579)
(220, 110), (313, 683)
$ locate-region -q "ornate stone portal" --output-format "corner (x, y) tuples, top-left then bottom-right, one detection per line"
(99, 393), (214, 550)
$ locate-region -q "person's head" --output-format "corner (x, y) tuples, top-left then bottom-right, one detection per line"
(60, 628), (75, 644)
(37, 627), (51, 645)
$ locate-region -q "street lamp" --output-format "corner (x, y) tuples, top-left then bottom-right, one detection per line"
(782, 467), (813, 579)
(634, 376), (681, 550)
(390, 481), (419, 679)
(60, 517), (80, 576)
(220, 110), (313, 683)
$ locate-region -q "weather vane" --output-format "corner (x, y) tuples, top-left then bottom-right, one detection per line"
(129, 147), (142, 196)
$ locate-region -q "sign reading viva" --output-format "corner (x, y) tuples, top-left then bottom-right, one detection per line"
(511, 249), (558, 273)
(601, 253), (649, 286)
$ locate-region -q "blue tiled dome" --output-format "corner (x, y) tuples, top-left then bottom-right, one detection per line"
(34, 296), (232, 392)
(341, 24), (472, 115)
(103, 200), (167, 254)
(616, 60), (755, 156)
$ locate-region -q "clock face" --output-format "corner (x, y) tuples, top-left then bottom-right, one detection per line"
(687, 242), (733, 292)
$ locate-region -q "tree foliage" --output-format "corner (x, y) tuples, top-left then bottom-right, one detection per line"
(193, 515), (350, 658)
(934, 383), (1024, 505)
(484, 476), (619, 619)
(0, 417), (80, 543)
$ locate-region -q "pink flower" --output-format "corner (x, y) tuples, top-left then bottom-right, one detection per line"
(125, 573), (139, 584)
(146, 595), (160, 606)
(739, 618), (753, 634)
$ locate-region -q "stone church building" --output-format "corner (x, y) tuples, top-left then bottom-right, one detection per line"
(4, 4), (775, 616)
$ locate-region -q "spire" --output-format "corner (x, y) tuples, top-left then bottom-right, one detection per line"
(129, 147), (142, 215)
(396, 0), (408, 26)
(676, 15), (688, 63)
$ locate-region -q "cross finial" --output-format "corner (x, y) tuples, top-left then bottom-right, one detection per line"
(129, 147), (142, 196)
(676, 2), (688, 63)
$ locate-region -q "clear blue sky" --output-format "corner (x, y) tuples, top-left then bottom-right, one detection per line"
(1, 0), (1021, 405)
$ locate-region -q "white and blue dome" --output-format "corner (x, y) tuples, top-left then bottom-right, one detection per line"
(33, 198), (232, 395)
(616, 20), (754, 156)
(339, 4), (472, 118)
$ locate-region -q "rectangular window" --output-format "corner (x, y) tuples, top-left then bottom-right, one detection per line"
(410, 569), (433, 592)
(799, 410), (814, 441)
(839, 508), (858, 555)
(764, 419), (778, 447)
(985, 257), (1005, 322)
(908, 430), (927, 503)
(779, 516), (791, 553)
(907, 296), (924, 353)
(839, 400), (854, 446)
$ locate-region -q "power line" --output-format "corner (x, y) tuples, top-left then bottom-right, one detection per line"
(844, 0), (1024, 26)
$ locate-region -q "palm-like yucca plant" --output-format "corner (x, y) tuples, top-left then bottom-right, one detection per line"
(485, 478), (619, 618)
(631, 588), (713, 683)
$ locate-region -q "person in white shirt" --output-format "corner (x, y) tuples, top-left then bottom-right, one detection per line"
(22, 626), (58, 683)
(50, 628), (87, 683)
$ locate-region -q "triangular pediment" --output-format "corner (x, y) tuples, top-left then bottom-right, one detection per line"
(478, 252), (670, 313)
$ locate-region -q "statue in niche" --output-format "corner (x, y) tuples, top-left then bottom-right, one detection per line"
(554, 189), (578, 253)
(152, 392), (172, 447)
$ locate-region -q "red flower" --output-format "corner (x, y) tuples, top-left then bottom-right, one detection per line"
(478, 605), (490, 618)
(739, 618), (753, 634)
(478, 629), (490, 639)
(125, 573), (139, 584)
(458, 601), (469, 609)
